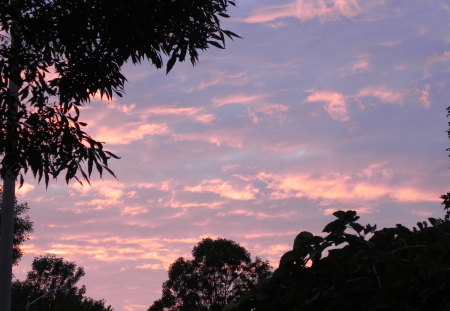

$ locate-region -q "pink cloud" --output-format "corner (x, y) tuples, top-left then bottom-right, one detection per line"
(351, 54), (371, 73)
(213, 94), (268, 107)
(411, 209), (435, 217)
(25, 236), (202, 269)
(221, 164), (239, 173)
(357, 161), (393, 180)
(64, 180), (127, 210)
(16, 183), (35, 195)
(143, 107), (215, 124)
(242, 232), (298, 239)
(425, 50), (450, 65)
(416, 84), (432, 108)
(244, 0), (364, 24)
(248, 104), (289, 124)
(392, 188), (440, 203)
(136, 182), (158, 189)
(168, 200), (224, 209)
(217, 209), (299, 220)
(70, 180), (125, 198)
(99, 101), (136, 114)
(185, 179), (259, 200)
(120, 206), (148, 216)
(173, 131), (244, 148)
(94, 122), (169, 145)
(135, 263), (165, 270)
(305, 90), (350, 122)
(357, 87), (405, 104)
(186, 72), (247, 92)
(256, 168), (439, 204)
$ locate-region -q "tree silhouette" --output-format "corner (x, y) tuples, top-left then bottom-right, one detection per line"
(227, 208), (450, 311)
(0, 1), (238, 309)
(0, 191), (33, 266)
(12, 255), (112, 311)
(148, 238), (271, 311)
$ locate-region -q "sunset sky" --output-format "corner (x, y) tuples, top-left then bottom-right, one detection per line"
(12, 1), (450, 311)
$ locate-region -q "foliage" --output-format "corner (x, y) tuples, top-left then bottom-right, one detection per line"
(0, 1), (238, 309)
(0, 0), (238, 185)
(148, 238), (271, 311)
(11, 255), (112, 311)
(226, 206), (450, 311)
(0, 192), (33, 266)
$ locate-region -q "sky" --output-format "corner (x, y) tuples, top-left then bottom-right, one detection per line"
(11, 1), (450, 310)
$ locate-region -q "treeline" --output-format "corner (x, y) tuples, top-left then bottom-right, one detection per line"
(4, 192), (450, 311)
(148, 195), (450, 311)
(0, 193), (111, 311)
(224, 196), (450, 311)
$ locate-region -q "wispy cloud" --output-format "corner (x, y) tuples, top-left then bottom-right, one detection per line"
(352, 54), (371, 72)
(93, 122), (169, 145)
(416, 84), (432, 108)
(23, 235), (203, 269)
(142, 107), (216, 124)
(173, 131), (244, 148)
(304, 90), (350, 122)
(213, 94), (268, 107)
(185, 179), (259, 200)
(377, 41), (401, 47)
(16, 183), (35, 195)
(185, 71), (247, 92)
(248, 104), (289, 124)
(425, 50), (450, 65)
(120, 206), (149, 216)
(256, 169), (439, 204)
(244, 0), (365, 24)
(357, 87), (405, 104)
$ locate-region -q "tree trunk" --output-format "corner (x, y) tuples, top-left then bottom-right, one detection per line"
(0, 8), (21, 310)
(0, 177), (16, 311)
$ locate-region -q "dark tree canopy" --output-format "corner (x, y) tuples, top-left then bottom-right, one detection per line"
(0, 0), (239, 185)
(12, 255), (112, 311)
(0, 2), (238, 309)
(149, 238), (271, 311)
(227, 206), (450, 311)
(0, 0), (239, 184)
(0, 192), (33, 266)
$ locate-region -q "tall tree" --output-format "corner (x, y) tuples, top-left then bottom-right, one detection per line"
(148, 238), (271, 311)
(0, 191), (33, 266)
(0, 1), (239, 309)
(12, 255), (112, 311)
(227, 208), (450, 311)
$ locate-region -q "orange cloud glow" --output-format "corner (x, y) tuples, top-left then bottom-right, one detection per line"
(16, 183), (35, 195)
(257, 169), (438, 204)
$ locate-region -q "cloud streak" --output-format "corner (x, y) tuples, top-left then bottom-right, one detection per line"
(244, 0), (365, 24)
